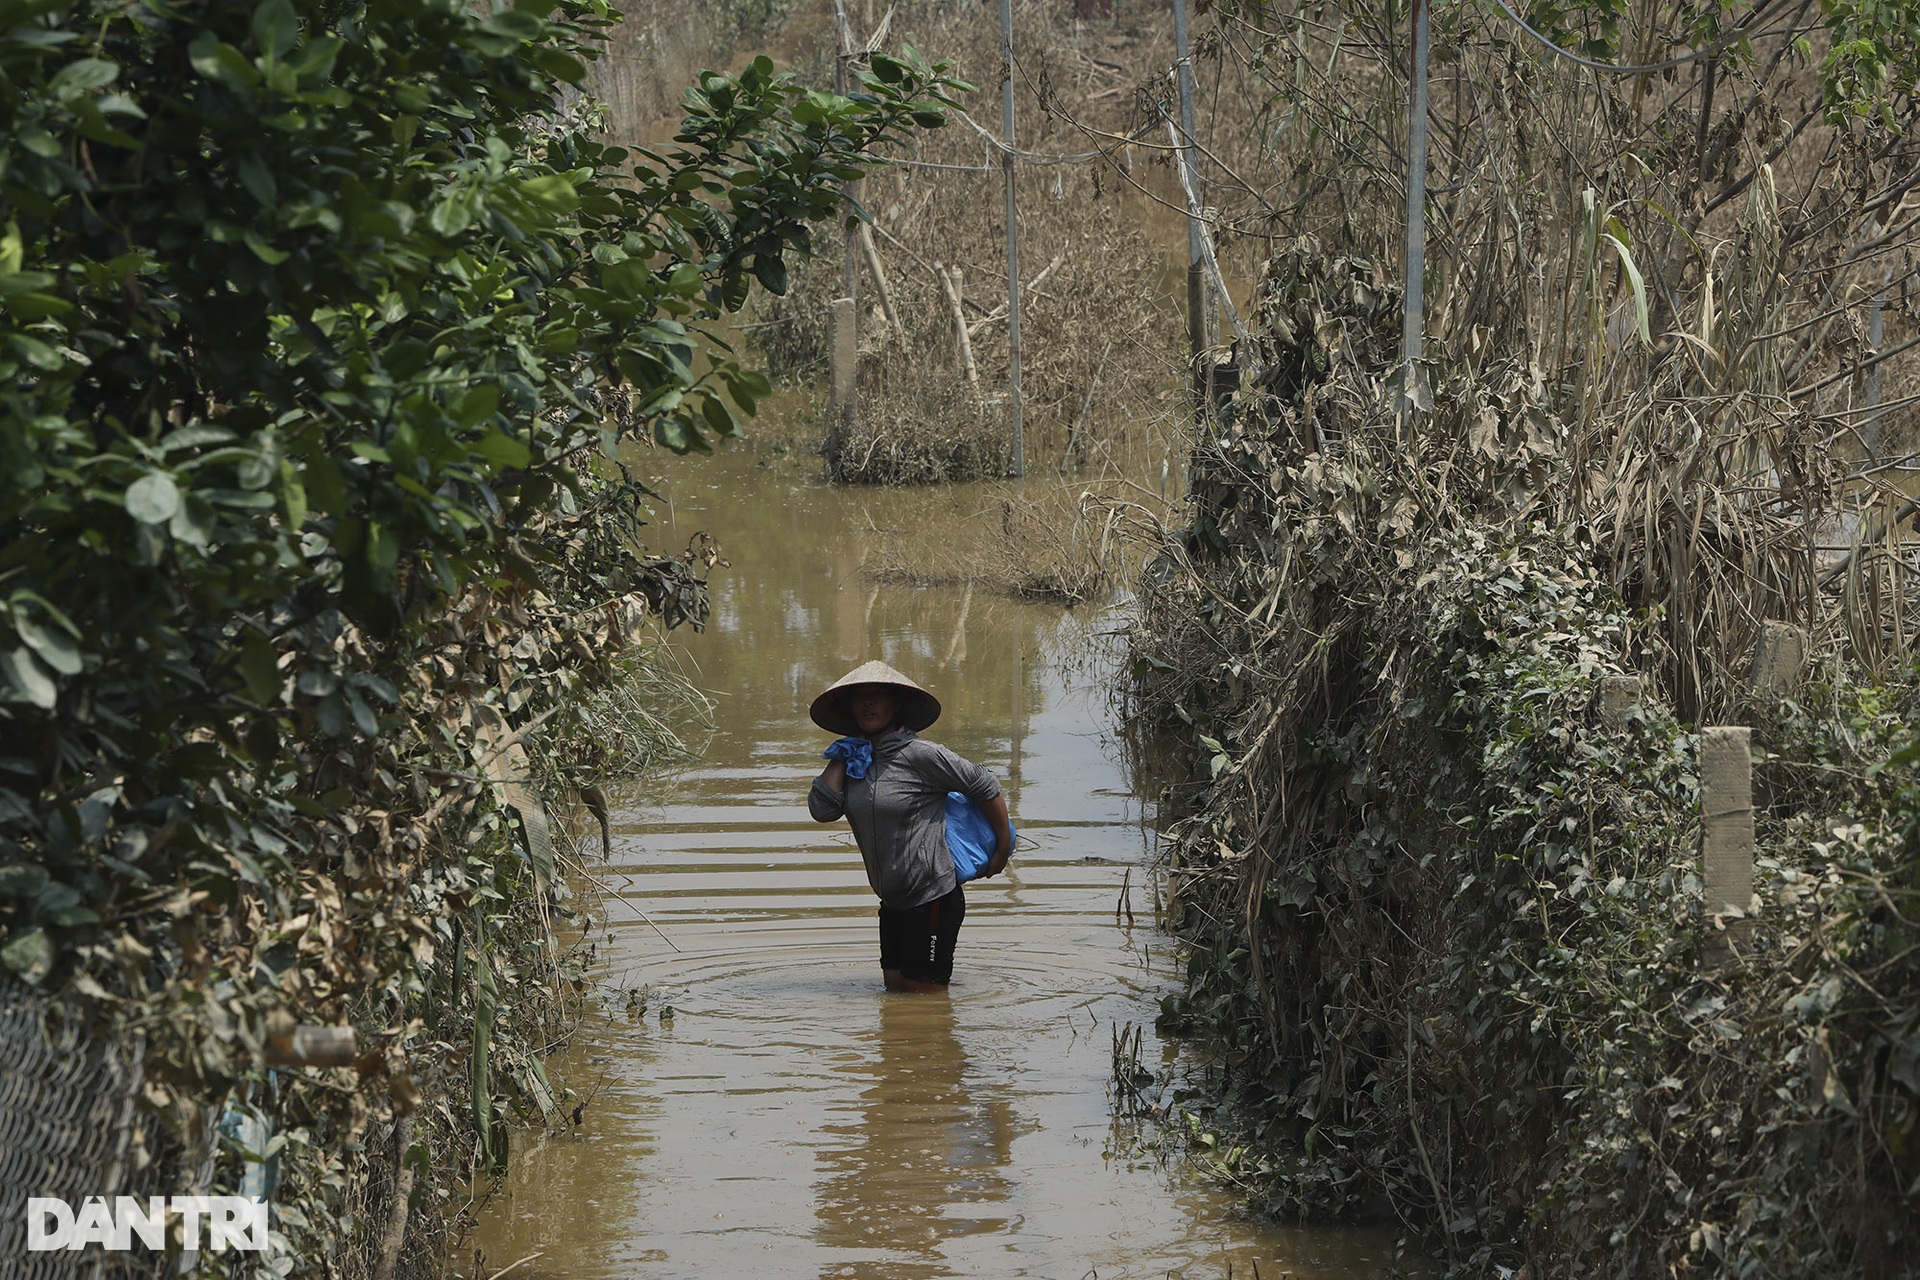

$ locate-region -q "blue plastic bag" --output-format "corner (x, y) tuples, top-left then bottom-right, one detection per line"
(946, 792), (1012, 883)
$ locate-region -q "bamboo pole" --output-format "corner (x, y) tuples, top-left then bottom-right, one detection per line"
(858, 224), (900, 334)
(1000, 0), (1025, 477)
(939, 264), (981, 395)
(1173, 0), (1208, 419)
(1163, 119), (1245, 347)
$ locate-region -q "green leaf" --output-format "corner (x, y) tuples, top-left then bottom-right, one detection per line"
(188, 33), (260, 92)
(519, 173), (579, 214)
(473, 430), (531, 469)
(280, 469), (309, 529)
(1601, 232), (1651, 346)
(16, 615), (81, 675)
(453, 384), (501, 427)
(301, 454), (344, 515)
(0, 864), (50, 901)
(0, 928), (52, 984)
(750, 252), (788, 295)
(519, 801), (556, 896)
(8, 333), (65, 371)
(286, 34), (342, 79)
(1, 292), (73, 320)
(532, 46), (585, 83)
(471, 925), (499, 1167)
(482, 8), (546, 40)
(160, 424), (238, 453)
(124, 472), (181, 524)
(366, 521), (398, 582)
(240, 630), (281, 704)
(0, 648), (56, 708)
(169, 496), (216, 548)
(700, 394), (737, 438)
(238, 153), (277, 207)
(245, 232), (289, 265)
(251, 0), (298, 60)
(49, 57), (117, 99)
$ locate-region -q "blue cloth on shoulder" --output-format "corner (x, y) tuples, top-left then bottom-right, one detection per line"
(823, 736), (872, 779)
(946, 792), (1012, 884)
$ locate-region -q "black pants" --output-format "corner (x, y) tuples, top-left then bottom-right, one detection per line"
(878, 883), (966, 983)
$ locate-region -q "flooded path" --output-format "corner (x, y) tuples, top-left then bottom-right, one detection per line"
(469, 443), (1399, 1279)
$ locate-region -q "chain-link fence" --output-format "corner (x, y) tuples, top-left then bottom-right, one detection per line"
(0, 978), (170, 1280)
(1, 975), (457, 1280)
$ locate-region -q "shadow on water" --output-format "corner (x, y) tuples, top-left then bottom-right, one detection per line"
(464, 438), (1407, 1280)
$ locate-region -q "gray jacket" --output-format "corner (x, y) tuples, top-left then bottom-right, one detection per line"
(808, 728), (1002, 910)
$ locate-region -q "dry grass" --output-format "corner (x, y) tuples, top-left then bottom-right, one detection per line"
(587, 0), (801, 133)
(861, 477), (1151, 605)
(823, 384), (1008, 485)
(744, 2), (1200, 481)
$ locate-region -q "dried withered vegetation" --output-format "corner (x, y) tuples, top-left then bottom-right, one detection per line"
(1127, 0), (1920, 1272)
(586, 0), (799, 131)
(861, 484), (1139, 605)
(748, 2), (1191, 485)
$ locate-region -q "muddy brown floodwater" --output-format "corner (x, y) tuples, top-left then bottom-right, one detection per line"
(467, 440), (1404, 1279)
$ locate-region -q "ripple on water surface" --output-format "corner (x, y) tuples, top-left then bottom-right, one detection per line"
(469, 447), (1405, 1280)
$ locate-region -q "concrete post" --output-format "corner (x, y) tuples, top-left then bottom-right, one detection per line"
(829, 296), (857, 412)
(1594, 674), (1644, 729)
(1750, 621), (1807, 699)
(1701, 726), (1755, 960)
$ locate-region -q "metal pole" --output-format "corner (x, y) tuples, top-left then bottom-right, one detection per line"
(1398, 0), (1430, 437)
(831, 0), (861, 424)
(1173, 0), (1208, 418)
(1000, 0), (1025, 477)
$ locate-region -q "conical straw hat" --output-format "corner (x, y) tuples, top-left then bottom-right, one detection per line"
(809, 660), (942, 736)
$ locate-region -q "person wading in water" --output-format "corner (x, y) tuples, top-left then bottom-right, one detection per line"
(807, 661), (1013, 993)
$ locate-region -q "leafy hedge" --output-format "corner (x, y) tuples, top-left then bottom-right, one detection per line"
(0, 0), (959, 1270)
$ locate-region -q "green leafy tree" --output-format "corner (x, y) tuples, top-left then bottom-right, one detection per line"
(0, 0), (961, 1249)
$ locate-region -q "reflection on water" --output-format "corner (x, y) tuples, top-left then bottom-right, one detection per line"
(468, 442), (1403, 1279)
(814, 996), (1018, 1276)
